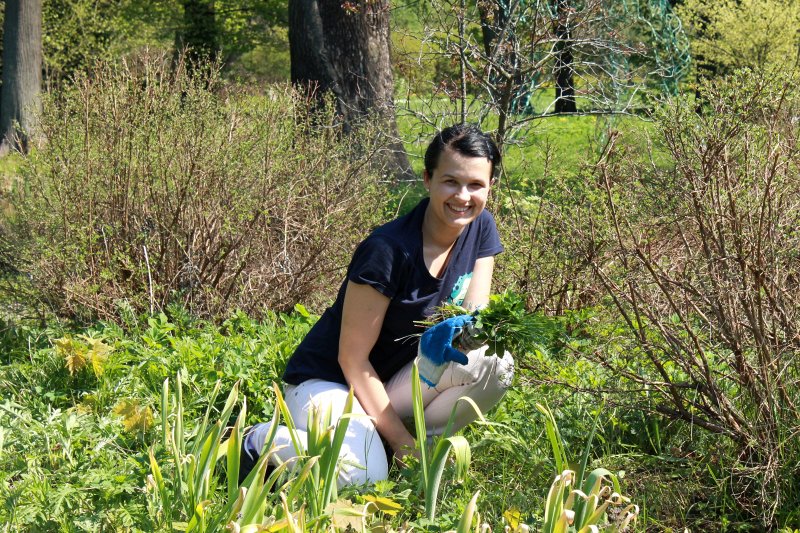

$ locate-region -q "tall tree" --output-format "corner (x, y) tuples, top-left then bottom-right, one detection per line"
(553, 0), (576, 113)
(177, 0), (220, 68)
(289, 0), (333, 96)
(0, 0), (43, 156)
(289, 0), (413, 180)
(407, 0), (690, 146)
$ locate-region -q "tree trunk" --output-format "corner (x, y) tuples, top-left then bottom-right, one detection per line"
(289, 0), (334, 98)
(177, 0), (219, 69)
(553, 0), (576, 113)
(289, 0), (413, 180)
(0, 0), (43, 156)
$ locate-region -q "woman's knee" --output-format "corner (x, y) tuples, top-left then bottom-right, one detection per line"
(494, 350), (514, 389)
(448, 346), (514, 390)
(337, 423), (388, 487)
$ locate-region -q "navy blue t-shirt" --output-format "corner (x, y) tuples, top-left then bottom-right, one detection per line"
(282, 198), (504, 386)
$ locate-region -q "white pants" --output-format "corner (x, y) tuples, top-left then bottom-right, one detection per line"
(245, 346), (514, 487)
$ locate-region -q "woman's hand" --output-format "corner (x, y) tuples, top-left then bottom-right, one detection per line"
(391, 433), (421, 467)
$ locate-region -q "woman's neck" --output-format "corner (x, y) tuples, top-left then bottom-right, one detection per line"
(421, 206), (462, 249)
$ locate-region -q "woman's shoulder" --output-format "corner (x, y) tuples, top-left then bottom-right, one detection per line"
(476, 206), (498, 224)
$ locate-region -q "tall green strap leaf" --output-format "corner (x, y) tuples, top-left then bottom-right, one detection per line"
(425, 435), (471, 520)
(239, 453), (277, 523)
(574, 406), (604, 527)
(176, 370), (185, 456)
(273, 383), (304, 458)
(185, 499), (211, 532)
(193, 380), (222, 457)
(411, 362), (429, 488)
(537, 403), (567, 475)
(193, 422), (222, 502)
(217, 380), (241, 431)
(320, 388), (357, 509)
(161, 378), (170, 449)
(223, 486), (247, 527)
(442, 396), (485, 439)
(226, 397), (246, 504)
(456, 491), (480, 533)
(543, 470), (572, 533)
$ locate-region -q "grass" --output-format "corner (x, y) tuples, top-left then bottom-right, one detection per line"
(3, 64), (790, 530)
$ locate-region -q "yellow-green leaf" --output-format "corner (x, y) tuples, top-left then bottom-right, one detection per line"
(113, 400), (154, 433)
(55, 336), (88, 375)
(81, 335), (112, 376)
(363, 495), (403, 516)
(504, 507), (522, 530)
(326, 500), (367, 531)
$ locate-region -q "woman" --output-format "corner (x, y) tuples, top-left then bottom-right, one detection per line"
(241, 124), (514, 486)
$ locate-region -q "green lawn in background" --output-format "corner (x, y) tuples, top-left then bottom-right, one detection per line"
(396, 92), (653, 187)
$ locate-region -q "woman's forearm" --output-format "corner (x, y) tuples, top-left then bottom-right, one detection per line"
(339, 356), (416, 453)
(338, 281), (416, 454)
(461, 256), (494, 311)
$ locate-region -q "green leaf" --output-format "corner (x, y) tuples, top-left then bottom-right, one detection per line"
(456, 491), (480, 533)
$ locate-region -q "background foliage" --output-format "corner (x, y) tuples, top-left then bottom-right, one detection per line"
(5, 53), (389, 321)
(678, 0), (800, 75)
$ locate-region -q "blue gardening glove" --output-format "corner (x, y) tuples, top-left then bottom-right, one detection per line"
(416, 314), (473, 387)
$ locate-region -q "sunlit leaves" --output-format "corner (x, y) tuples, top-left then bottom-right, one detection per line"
(55, 336), (88, 376)
(363, 495), (403, 516)
(504, 506), (522, 530)
(54, 334), (112, 377)
(113, 400), (154, 434)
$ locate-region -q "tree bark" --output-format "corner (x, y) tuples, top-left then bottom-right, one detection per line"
(289, 0), (334, 98)
(177, 0), (220, 69)
(289, 0), (413, 180)
(0, 0), (43, 156)
(553, 0), (576, 113)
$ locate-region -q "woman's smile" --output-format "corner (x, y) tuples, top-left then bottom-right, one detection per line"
(446, 202), (471, 214)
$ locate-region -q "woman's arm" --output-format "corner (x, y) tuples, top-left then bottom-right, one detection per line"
(338, 281), (417, 456)
(461, 255), (495, 311)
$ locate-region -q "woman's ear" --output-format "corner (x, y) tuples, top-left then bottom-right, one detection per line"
(423, 170), (431, 191)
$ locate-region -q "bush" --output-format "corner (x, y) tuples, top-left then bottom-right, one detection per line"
(576, 69), (800, 527)
(490, 124), (631, 321)
(7, 53), (391, 321)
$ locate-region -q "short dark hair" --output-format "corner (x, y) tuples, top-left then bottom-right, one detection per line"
(424, 123), (501, 180)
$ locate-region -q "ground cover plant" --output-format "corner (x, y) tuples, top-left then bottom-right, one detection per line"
(0, 307), (641, 532)
(0, 307), (313, 531)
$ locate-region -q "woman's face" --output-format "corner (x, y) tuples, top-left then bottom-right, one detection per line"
(423, 148), (493, 234)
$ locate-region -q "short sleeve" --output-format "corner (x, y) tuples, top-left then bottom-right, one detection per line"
(477, 210), (504, 258)
(346, 235), (409, 298)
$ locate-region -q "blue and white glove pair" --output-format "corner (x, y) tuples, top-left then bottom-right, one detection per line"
(416, 314), (474, 387)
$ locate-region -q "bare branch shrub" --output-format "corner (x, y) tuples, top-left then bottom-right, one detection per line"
(577, 70), (800, 526)
(8, 53), (391, 321)
(492, 143), (603, 315)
